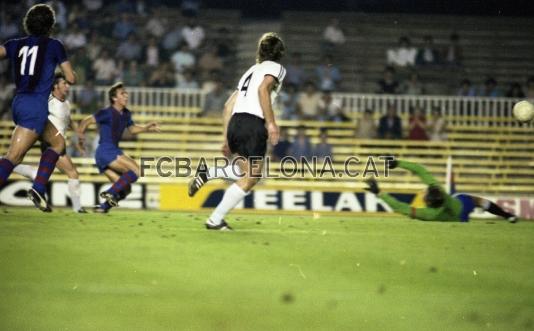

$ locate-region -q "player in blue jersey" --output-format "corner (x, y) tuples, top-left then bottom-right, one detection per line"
(77, 82), (160, 213)
(0, 4), (76, 211)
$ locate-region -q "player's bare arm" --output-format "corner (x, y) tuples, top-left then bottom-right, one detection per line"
(128, 122), (161, 134)
(59, 61), (76, 85)
(222, 91), (238, 156)
(76, 115), (96, 153)
(258, 75), (279, 145)
(0, 46), (6, 59)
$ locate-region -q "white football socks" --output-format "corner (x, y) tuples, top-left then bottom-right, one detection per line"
(207, 164), (243, 181)
(13, 164), (38, 180)
(208, 183), (248, 225)
(68, 178), (82, 211)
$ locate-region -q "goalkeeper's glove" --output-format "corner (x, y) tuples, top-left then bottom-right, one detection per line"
(386, 158), (398, 169)
(364, 178), (380, 195)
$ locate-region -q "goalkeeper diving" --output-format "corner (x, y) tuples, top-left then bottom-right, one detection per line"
(365, 160), (518, 223)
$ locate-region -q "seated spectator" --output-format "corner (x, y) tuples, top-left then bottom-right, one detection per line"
(272, 128), (291, 161)
(378, 105), (402, 139)
(64, 25), (87, 51)
(416, 35), (440, 66)
(77, 80), (99, 113)
(355, 109), (377, 139)
(479, 78), (501, 97)
(144, 8), (167, 38)
(162, 26), (184, 55)
(428, 107), (447, 141)
(213, 27), (233, 59)
(402, 72), (425, 95)
(457, 79), (476, 96)
(113, 13), (135, 41)
(408, 106), (429, 140)
(0, 14), (20, 40)
(316, 54), (342, 91)
(201, 70), (221, 94)
(122, 60), (145, 87)
(86, 31), (102, 61)
(386, 36), (417, 68)
(285, 52), (307, 89)
(202, 80), (229, 117)
(377, 67), (400, 94)
(171, 43), (195, 75)
(313, 128), (333, 161)
(297, 82), (322, 120)
(506, 82), (525, 98)
(176, 69), (199, 89)
(145, 37), (160, 68)
(182, 17), (205, 51)
(527, 76), (534, 99)
(444, 32), (463, 66)
(318, 91), (349, 122)
(116, 34), (142, 61)
(197, 45), (223, 81)
(279, 83), (300, 120)
(289, 125), (313, 160)
(149, 62), (176, 87)
(83, 0), (103, 12)
(322, 18), (346, 53)
(93, 50), (118, 85)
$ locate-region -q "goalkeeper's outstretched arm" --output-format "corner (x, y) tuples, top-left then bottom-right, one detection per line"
(379, 193), (443, 221)
(395, 160), (440, 187)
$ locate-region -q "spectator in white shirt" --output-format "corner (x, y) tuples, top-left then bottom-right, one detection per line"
(323, 18), (346, 53)
(171, 42), (196, 75)
(387, 36), (417, 68)
(93, 50), (118, 85)
(181, 17), (205, 51)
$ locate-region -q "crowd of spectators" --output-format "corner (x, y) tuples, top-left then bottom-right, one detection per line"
(271, 126), (333, 161)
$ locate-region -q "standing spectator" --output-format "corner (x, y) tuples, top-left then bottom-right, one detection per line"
(444, 32), (463, 67)
(171, 43), (195, 75)
(316, 54), (342, 91)
(386, 36), (417, 68)
(298, 82), (322, 120)
(355, 109), (377, 139)
(289, 125), (313, 160)
(322, 18), (346, 53)
(313, 128), (333, 161)
(428, 107), (447, 141)
(378, 105), (402, 139)
(285, 52), (307, 89)
(279, 83), (300, 120)
(272, 128), (291, 161)
(416, 35), (439, 66)
(181, 17), (205, 51)
(505, 82), (525, 98)
(116, 34), (142, 61)
(122, 61), (145, 87)
(64, 25), (88, 51)
(377, 67), (400, 94)
(145, 37), (160, 68)
(318, 91), (348, 122)
(479, 78), (501, 97)
(113, 13), (135, 41)
(201, 80), (228, 117)
(527, 76), (534, 99)
(457, 79), (476, 96)
(402, 72), (425, 95)
(197, 45), (223, 81)
(93, 50), (118, 85)
(176, 69), (199, 89)
(408, 106), (429, 140)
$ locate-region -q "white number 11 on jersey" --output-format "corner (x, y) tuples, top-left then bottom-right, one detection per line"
(18, 45), (39, 76)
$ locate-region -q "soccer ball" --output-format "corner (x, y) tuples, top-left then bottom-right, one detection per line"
(512, 100), (534, 123)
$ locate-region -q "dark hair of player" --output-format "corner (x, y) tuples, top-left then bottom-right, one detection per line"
(256, 32), (286, 63)
(53, 72), (65, 86)
(23, 4), (56, 36)
(425, 185), (445, 208)
(108, 82), (125, 104)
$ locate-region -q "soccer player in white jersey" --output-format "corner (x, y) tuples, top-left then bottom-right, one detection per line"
(188, 32), (286, 230)
(14, 73), (87, 213)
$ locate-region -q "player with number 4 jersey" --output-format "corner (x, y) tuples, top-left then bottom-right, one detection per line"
(188, 32), (286, 230)
(0, 4), (76, 212)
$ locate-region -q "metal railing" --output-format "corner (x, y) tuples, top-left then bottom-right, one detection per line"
(69, 86), (532, 127)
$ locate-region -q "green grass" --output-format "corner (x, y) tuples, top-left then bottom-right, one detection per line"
(1, 208), (533, 331)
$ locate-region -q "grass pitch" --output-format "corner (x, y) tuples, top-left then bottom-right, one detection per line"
(0, 208), (533, 331)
